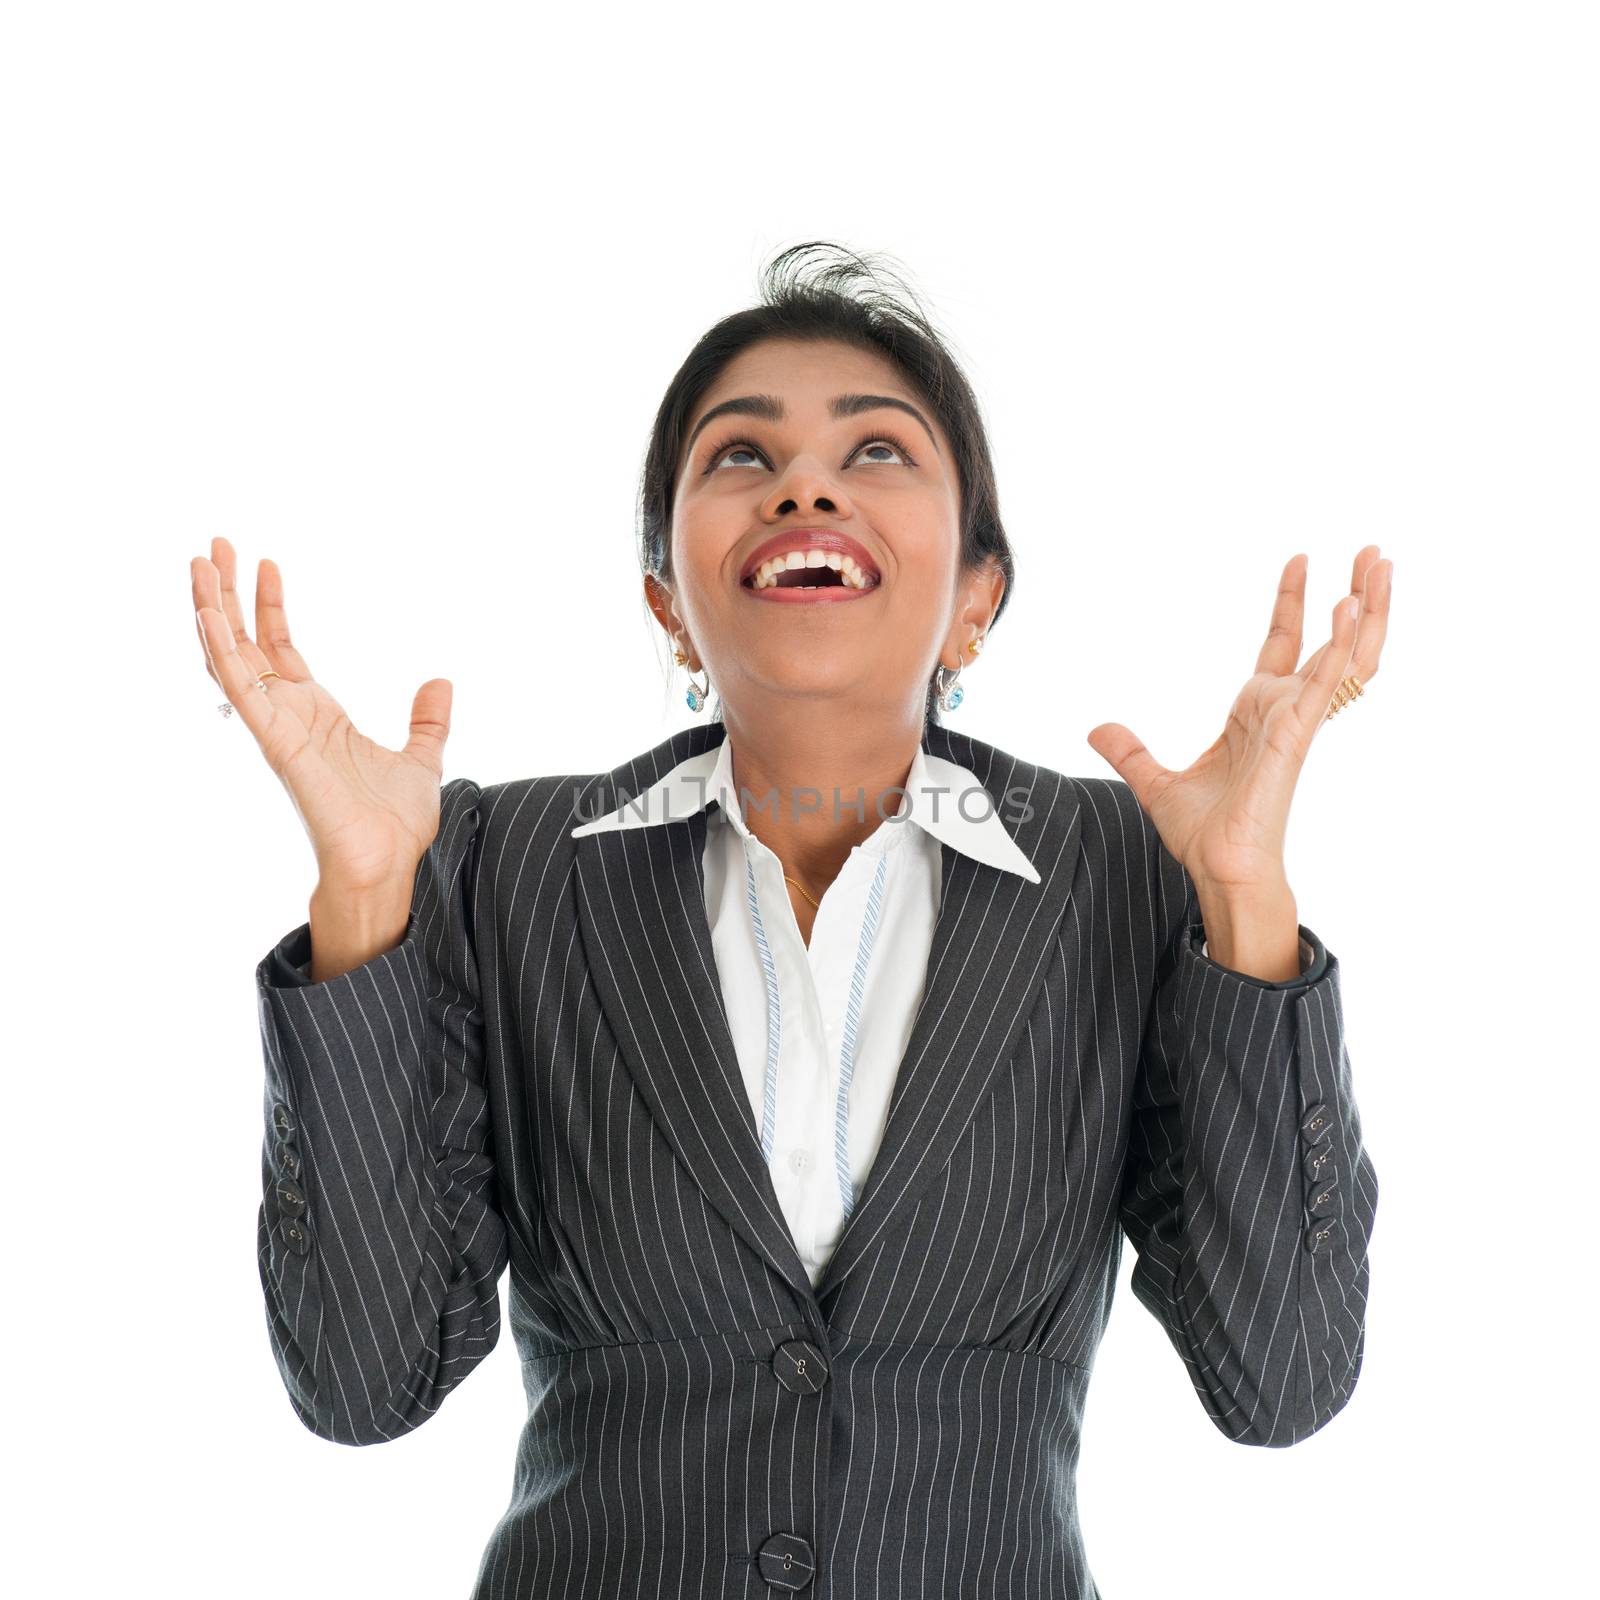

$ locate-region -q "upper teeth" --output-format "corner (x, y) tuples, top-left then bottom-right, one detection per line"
(749, 548), (875, 589)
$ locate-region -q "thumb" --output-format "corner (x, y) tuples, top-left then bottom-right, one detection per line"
(402, 677), (453, 776)
(1086, 721), (1165, 809)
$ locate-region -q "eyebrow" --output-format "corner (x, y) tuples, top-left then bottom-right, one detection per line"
(683, 392), (942, 464)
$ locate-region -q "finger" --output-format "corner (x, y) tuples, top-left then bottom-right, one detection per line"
(1254, 553), (1308, 678)
(1347, 556), (1393, 684)
(191, 551), (250, 688)
(400, 677), (454, 778)
(197, 604), (279, 742)
(1294, 593), (1362, 727)
(208, 537), (275, 679)
(1085, 722), (1170, 812)
(191, 557), (224, 688)
(253, 557), (316, 683)
(1347, 543), (1383, 601)
(1294, 545), (1388, 683)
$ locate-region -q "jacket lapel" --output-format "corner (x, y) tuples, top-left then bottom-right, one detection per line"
(570, 721), (1084, 1315)
(572, 724), (818, 1305)
(813, 725), (1083, 1302)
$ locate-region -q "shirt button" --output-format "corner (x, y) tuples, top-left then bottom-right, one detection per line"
(789, 1149), (810, 1174)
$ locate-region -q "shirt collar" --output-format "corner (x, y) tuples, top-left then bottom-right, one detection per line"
(569, 732), (1041, 885)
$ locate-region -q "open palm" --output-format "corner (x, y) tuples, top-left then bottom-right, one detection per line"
(1087, 545), (1394, 897)
(191, 535), (454, 890)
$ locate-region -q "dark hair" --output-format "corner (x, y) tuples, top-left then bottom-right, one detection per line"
(636, 240), (1015, 733)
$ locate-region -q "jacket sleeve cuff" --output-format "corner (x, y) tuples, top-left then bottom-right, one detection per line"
(262, 921), (317, 988)
(1197, 925), (1329, 990)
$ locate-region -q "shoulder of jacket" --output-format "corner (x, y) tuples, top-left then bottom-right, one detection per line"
(477, 773), (593, 831)
(1038, 770), (1178, 880)
(1063, 772), (1140, 834)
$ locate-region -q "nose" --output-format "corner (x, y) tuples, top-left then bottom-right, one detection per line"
(777, 494), (838, 514)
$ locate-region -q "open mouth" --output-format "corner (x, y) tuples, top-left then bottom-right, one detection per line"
(742, 560), (880, 594)
(738, 532), (884, 601)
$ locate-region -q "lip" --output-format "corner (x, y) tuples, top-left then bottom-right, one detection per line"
(738, 528), (883, 591)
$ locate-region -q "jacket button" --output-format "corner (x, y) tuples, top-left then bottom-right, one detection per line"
(1302, 1142), (1336, 1183)
(1305, 1216), (1340, 1254)
(756, 1531), (815, 1591)
(279, 1216), (311, 1256)
(1305, 1172), (1339, 1216)
(1300, 1101), (1333, 1142)
(770, 1339), (829, 1394)
(271, 1101), (295, 1140)
(274, 1178), (307, 1218)
(277, 1142), (302, 1182)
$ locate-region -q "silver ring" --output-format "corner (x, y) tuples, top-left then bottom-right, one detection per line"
(218, 676), (274, 717)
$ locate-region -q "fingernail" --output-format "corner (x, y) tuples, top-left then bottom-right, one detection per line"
(1347, 597), (1361, 620)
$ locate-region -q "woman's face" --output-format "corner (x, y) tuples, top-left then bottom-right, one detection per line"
(647, 336), (1003, 729)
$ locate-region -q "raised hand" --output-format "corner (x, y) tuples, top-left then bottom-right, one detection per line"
(191, 535), (456, 891)
(1086, 545), (1393, 906)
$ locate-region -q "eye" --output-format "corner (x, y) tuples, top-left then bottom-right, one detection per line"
(702, 429), (919, 474)
(850, 433), (916, 467)
(703, 438), (765, 472)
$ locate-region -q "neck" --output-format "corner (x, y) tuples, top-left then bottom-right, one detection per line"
(718, 708), (925, 894)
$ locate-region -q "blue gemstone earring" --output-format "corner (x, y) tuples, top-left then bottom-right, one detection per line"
(935, 635), (983, 713)
(674, 646), (711, 713)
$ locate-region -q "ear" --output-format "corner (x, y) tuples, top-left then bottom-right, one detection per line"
(938, 555), (1006, 672)
(643, 573), (696, 665)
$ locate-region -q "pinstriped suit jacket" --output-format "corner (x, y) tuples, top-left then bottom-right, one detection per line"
(253, 718), (1379, 1599)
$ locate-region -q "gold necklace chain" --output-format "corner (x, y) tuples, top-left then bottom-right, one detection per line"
(783, 873), (821, 911)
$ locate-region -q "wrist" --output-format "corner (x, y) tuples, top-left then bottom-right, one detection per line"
(1193, 878), (1301, 982)
(312, 872), (415, 918)
(308, 875), (416, 983)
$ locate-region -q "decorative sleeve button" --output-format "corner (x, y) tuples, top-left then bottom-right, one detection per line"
(1300, 1101), (1333, 1142)
(1305, 1172), (1339, 1216)
(1303, 1141), (1336, 1184)
(1305, 1215), (1341, 1254)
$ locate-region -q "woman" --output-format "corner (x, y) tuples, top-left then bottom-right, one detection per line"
(193, 244), (1388, 1599)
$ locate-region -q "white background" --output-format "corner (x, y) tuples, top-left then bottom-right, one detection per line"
(5, 3), (1594, 1595)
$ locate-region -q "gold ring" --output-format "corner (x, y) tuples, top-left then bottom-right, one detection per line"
(1325, 673), (1364, 720)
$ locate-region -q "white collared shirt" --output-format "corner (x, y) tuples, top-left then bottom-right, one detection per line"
(571, 732), (1041, 1287)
